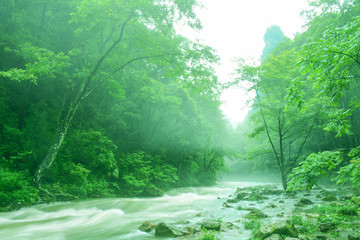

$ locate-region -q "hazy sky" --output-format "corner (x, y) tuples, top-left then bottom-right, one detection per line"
(177, 0), (310, 126)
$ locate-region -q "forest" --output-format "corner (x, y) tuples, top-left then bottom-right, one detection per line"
(1, 0), (360, 218)
(0, 0), (229, 209)
(230, 0), (360, 193)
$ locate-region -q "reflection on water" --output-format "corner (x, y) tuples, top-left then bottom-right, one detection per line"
(0, 182), (266, 240)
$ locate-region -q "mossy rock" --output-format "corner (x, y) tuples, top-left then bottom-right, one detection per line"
(256, 221), (298, 240)
(245, 208), (268, 219)
(201, 221), (221, 231)
(299, 198), (312, 205)
(322, 195), (337, 202)
(155, 222), (188, 237)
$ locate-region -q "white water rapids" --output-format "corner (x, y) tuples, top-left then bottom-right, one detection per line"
(0, 182), (288, 240)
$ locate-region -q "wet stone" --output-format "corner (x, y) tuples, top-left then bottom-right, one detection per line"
(245, 208), (268, 219)
(139, 221), (157, 232)
(322, 195), (337, 202)
(299, 198), (312, 205)
(201, 221), (221, 231)
(256, 221), (298, 240)
(155, 222), (188, 237)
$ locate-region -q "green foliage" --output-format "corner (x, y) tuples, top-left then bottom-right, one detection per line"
(310, 203), (358, 225)
(288, 151), (343, 191)
(119, 151), (178, 196)
(334, 147), (360, 188)
(290, 215), (317, 234)
(0, 0), (228, 209)
(243, 219), (261, 234)
(198, 228), (222, 240)
(0, 169), (39, 209)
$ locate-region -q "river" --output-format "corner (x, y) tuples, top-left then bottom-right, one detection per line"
(0, 181), (278, 240)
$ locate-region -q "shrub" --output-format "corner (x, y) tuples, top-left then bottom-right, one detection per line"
(0, 169), (39, 209)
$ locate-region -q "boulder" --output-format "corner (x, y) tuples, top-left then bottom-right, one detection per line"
(185, 226), (200, 235)
(245, 192), (269, 201)
(265, 234), (282, 240)
(236, 192), (248, 200)
(299, 198), (312, 205)
(322, 195), (337, 202)
(256, 221), (298, 240)
(201, 221), (221, 231)
(245, 208), (268, 219)
(155, 222), (188, 237)
(139, 221), (157, 232)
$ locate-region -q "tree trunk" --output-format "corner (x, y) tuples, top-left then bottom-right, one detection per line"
(34, 101), (80, 185)
(281, 170), (287, 190)
(33, 17), (134, 185)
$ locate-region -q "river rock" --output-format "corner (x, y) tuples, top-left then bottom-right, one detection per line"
(256, 221), (298, 240)
(155, 222), (188, 237)
(139, 221), (157, 232)
(298, 198), (312, 205)
(221, 221), (236, 230)
(245, 192), (269, 201)
(236, 192), (248, 200)
(266, 203), (277, 208)
(265, 234), (282, 240)
(245, 208), (268, 219)
(222, 202), (232, 208)
(201, 221), (221, 231)
(318, 222), (336, 232)
(227, 198), (238, 203)
(322, 195), (337, 201)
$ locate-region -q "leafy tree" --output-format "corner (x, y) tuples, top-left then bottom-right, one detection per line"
(0, 0), (229, 206)
(286, 0), (360, 189)
(234, 48), (314, 190)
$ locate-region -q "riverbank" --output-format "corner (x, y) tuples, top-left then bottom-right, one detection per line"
(136, 184), (360, 240)
(221, 184), (360, 240)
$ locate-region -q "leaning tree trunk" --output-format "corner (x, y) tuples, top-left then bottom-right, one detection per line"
(33, 17), (134, 186)
(33, 15), (176, 186)
(34, 101), (80, 186)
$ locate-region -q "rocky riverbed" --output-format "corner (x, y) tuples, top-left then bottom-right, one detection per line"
(138, 184), (360, 240)
(1, 182), (359, 240)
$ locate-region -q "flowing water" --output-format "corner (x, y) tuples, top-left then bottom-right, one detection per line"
(0, 181), (293, 240)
